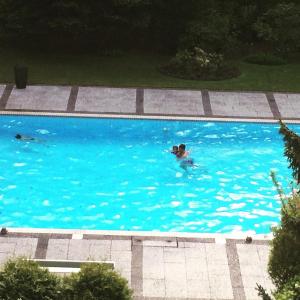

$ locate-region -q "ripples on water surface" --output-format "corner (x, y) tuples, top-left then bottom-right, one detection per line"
(0, 116), (299, 234)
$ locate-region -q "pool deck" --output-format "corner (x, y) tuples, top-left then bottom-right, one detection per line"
(0, 229), (273, 300)
(0, 84), (300, 121)
(1, 84), (298, 300)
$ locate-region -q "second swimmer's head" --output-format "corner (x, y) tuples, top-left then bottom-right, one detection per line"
(179, 144), (186, 151)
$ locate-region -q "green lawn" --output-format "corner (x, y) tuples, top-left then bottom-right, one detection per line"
(1, 48), (300, 92)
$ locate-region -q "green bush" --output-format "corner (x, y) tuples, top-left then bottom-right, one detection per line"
(62, 263), (133, 300)
(268, 193), (300, 288)
(256, 284), (272, 300)
(0, 257), (62, 300)
(257, 275), (300, 300)
(244, 53), (287, 65)
(159, 47), (240, 81)
(0, 258), (132, 300)
(254, 3), (300, 53)
(274, 275), (300, 300)
(180, 14), (232, 53)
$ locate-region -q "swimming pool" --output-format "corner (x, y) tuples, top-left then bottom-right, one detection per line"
(0, 115), (298, 234)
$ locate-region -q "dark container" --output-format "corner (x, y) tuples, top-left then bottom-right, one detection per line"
(14, 65), (28, 89)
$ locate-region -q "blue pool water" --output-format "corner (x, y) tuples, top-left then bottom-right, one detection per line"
(0, 115), (298, 234)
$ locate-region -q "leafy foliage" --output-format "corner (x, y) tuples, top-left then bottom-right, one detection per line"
(268, 188), (300, 289)
(160, 47), (240, 81)
(0, 258), (132, 300)
(257, 275), (300, 300)
(0, 257), (62, 300)
(62, 263), (133, 300)
(257, 125), (300, 299)
(245, 53), (286, 65)
(279, 120), (300, 183)
(0, 1), (298, 54)
(180, 13), (233, 53)
(254, 3), (300, 53)
(274, 275), (300, 300)
(256, 284), (272, 300)
(0, 0), (152, 50)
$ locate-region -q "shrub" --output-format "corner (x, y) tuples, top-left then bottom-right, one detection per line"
(62, 263), (133, 300)
(0, 257), (62, 300)
(180, 15), (232, 53)
(279, 120), (300, 184)
(159, 47), (240, 81)
(268, 192), (300, 288)
(256, 284), (272, 300)
(257, 275), (300, 300)
(274, 275), (300, 300)
(244, 53), (287, 65)
(254, 3), (300, 53)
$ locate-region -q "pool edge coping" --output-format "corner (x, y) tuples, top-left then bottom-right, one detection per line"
(4, 227), (273, 241)
(1, 109), (300, 124)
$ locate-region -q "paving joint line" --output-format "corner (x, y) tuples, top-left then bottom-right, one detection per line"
(67, 86), (79, 112)
(162, 247), (167, 298)
(0, 84), (13, 109)
(34, 235), (50, 259)
(226, 239), (246, 300)
(201, 90), (212, 116)
(136, 88), (144, 114)
(131, 243), (143, 297)
(265, 92), (281, 119)
(204, 244), (213, 299)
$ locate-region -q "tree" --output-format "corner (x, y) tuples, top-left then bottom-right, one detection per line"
(254, 2), (300, 53)
(0, 0), (151, 51)
(279, 120), (300, 184)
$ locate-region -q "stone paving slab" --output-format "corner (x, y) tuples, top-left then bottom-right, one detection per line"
(46, 238), (131, 284)
(75, 87), (136, 113)
(144, 89), (204, 115)
(237, 244), (274, 300)
(6, 85), (71, 111)
(0, 237), (38, 264)
(209, 92), (273, 118)
(274, 93), (300, 118)
(143, 243), (233, 299)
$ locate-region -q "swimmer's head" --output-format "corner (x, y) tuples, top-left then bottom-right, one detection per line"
(171, 145), (178, 154)
(179, 144), (186, 151)
(15, 134), (21, 139)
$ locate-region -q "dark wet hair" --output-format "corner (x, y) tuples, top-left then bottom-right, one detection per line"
(15, 134), (21, 139)
(172, 145), (178, 150)
(179, 144), (186, 150)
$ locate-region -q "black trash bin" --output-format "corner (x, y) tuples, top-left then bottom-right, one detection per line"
(14, 65), (28, 89)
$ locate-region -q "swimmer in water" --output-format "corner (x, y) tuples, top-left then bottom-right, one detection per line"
(171, 145), (179, 155)
(176, 144), (189, 159)
(15, 134), (35, 141)
(176, 144), (194, 170)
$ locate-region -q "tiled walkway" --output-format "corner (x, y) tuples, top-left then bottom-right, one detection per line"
(1, 84), (295, 299)
(0, 84), (299, 119)
(0, 232), (272, 300)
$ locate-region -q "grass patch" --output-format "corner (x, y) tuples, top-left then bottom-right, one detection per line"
(244, 53), (287, 66)
(0, 48), (300, 92)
